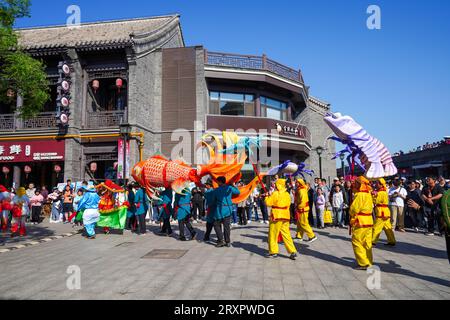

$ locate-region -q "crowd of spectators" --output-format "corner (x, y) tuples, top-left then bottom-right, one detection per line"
(394, 139), (449, 156)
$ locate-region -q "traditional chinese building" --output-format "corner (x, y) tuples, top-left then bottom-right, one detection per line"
(0, 15), (336, 188)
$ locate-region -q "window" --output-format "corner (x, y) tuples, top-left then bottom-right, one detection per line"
(88, 78), (128, 112)
(261, 96), (288, 120)
(209, 91), (255, 116)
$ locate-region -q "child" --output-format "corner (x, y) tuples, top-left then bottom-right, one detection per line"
(11, 187), (30, 237)
(30, 189), (44, 225)
(72, 189), (84, 226)
(49, 190), (62, 223)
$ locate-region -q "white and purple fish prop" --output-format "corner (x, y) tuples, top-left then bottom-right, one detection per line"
(323, 112), (398, 179)
(267, 161), (314, 179)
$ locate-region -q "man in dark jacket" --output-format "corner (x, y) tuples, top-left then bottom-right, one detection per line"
(405, 181), (425, 232)
(191, 187), (204, 222)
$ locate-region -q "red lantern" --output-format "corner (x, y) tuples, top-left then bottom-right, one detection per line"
(92, 80), (100, 93)
(54, 165), (62, 173)
(24, 165), (32, 174)
(2, 166), (9, 174)
(90, 162), (97, 172)
(116, 78), (123, 93)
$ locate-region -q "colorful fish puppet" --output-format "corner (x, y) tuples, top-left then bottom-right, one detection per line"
(323, 112), (398, 179)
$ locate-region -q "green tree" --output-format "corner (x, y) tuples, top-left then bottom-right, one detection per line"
(0, 0), (50, 118)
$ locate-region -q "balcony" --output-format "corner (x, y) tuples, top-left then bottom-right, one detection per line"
(204, 50), (307, 92)
(86, 110), (127, 128)
(0, 112), (57, 131)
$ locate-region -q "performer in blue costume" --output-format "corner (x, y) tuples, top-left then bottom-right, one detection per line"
(134, 183), (149, 235)
(203, 182), (216, 242)
(207, 176), (240, 248)
(174, 188), (197, 241)
(77, 187), (101, 239)
(157, 188), (174, 236)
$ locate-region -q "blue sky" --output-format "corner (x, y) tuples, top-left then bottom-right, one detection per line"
(14, 0), (450, 154)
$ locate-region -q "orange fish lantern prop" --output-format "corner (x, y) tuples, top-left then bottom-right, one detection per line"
(132, 152), (261, 204)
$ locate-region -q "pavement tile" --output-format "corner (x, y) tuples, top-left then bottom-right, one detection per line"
(0, 222), (448, 300)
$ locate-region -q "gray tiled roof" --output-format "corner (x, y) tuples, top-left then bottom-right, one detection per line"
(16, 15), (178, 49)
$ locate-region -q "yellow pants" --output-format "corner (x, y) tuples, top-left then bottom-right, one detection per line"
(269, 220), (297, 255)
(352, 227), (373, 267)
(296, 212), (315, 239)
(372, 218), (396, 245)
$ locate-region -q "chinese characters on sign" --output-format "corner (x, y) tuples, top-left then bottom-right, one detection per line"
(0, 141), (65, 163)
(275, 123), (306, 138)
(117, 139), (130, 180)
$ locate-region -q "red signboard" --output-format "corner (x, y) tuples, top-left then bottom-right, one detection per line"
(0, 140), (65, 163)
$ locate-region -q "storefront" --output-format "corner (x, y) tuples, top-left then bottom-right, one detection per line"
(0, 140), (65, 189)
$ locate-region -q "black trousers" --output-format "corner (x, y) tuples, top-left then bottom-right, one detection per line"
(214, 216), (231, 244)
(178, 216), (195, 239)
(309, 203), (315, 226)
(31, 206), (41, 223)
(192, 201), (204, 220)
(290, 204), (296, 223)
(125, 216), (136, 230)
(237, 207), (247, 225)
(204, 222), (214, 240)
(424, 207), (443, 233)
(259, 203), (268, 222)
(161, 217), (172, 235)
(136, 214), (147, 234)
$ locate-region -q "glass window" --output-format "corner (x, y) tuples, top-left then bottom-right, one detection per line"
(245, 94), (254, 102)
(220, 92), (245, 102)
(261, 96), (288, 120)
(209, 91), (255, 116)
(266, 107), (282, 120)
(210, 92), (219, 100)
(220, 101), (244, 116)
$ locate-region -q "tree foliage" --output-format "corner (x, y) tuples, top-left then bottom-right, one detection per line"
(0, 0), (50, 118)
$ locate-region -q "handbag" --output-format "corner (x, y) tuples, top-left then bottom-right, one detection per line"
(324, 209), (333, 224)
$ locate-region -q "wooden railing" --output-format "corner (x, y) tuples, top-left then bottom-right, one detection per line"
(0, 112), (57, 131)
(86, 110), (126, 128)
(205, 50), (306, 86)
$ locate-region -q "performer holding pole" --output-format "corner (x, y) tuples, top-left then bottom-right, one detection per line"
(350, 176), (374, 270)
(295, 179), (317, 243)
(174, 188), (197, 241)
(157, 188), (174, 236)
(209, 176), (240, 248)
(265, 179), (298, 260)
(372, 178), (396, 246)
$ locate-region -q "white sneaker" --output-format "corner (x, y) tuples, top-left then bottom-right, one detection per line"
(259, 220), (264, 224)
(247, 221), (252, 224)
(264, 221), (269, 224)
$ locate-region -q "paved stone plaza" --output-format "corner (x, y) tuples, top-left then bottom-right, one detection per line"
(0, 221), (449, 300)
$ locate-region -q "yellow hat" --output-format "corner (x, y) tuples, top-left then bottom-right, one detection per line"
(17, 187), (26, 197)
(378, 178), (386, 187)
(296, 178), (307, 188)
(275, 179), (287, 192)
(355, 176), (372, 192)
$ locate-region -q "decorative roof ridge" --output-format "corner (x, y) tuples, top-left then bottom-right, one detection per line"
(15, 14), (180, 32)
(309, 95), (330, 108)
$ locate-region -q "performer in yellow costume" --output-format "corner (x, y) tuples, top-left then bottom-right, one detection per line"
(350, 176), (374, 270)
(265, 179), (298, 260)
(295, 179), (317, 243)
(372, 178), (396, 246)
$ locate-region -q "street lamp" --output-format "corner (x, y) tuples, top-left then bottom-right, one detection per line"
(120, 123), (132, 186)
(339, 153), (346, 177)
(315, 146), (324, 179)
